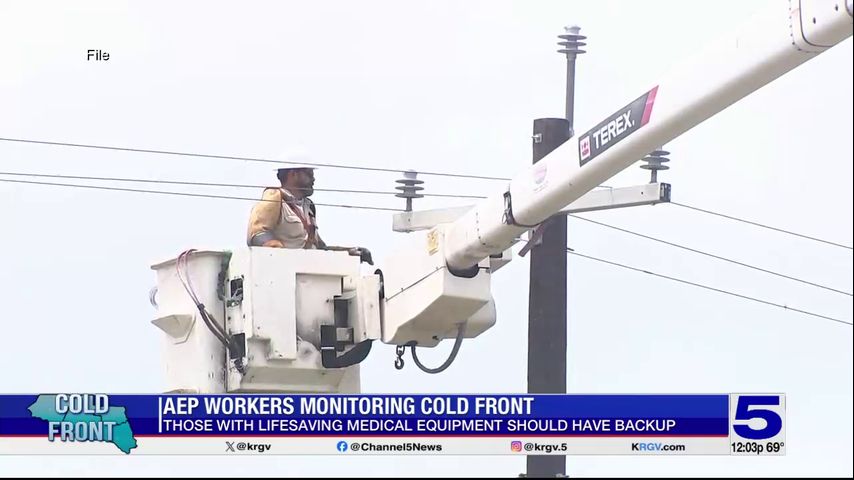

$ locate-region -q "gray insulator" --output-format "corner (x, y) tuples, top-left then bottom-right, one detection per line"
(640, 149), (671, 183)
(395, 170), (425, 212)
(557, 25), (587, 56)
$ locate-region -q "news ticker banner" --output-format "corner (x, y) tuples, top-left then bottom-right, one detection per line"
(0, 394), (785, 456)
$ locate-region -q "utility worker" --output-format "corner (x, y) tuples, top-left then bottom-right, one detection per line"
(246, 164), (373, 265)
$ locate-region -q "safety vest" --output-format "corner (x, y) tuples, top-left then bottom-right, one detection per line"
(272, 188), (319, 249)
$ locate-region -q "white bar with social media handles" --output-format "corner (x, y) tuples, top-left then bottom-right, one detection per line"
(0, 436), (737, 455)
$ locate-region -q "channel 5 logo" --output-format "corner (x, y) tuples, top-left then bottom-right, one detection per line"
(730, 394), (786, 440)
(510, 441), (522, 452)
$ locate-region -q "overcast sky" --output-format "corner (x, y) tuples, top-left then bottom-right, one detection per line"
(1, 0), (851, 477)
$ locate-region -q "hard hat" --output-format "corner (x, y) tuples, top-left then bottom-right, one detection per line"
(276, 164), (317, 173)
(275, 148), (318, 176)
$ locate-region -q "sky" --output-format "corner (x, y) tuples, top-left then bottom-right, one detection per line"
(0, 0), (852, 477)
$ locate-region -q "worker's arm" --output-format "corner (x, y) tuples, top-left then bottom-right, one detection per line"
(306, 201), (372, 263)
(315, 235), (373, 265)
(247, 188), (285, 248)
(321, 245), (373, 265)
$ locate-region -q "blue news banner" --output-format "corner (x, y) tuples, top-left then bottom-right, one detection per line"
(0, 394), (785, 455)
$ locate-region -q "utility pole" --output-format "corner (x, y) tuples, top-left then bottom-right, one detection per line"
(526, 25), (585, 478)
(525, 117), (570, 478)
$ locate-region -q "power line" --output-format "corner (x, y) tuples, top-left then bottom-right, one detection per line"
(6, 171), (848, 296)
(672, 201), (853, 251)
(0, 177), (403, 212)
(3, 175), (849, 326)
(0, 137), (617, 189)
(568, 214), (852, 297)
(566, 248), (851, 327)
(0, 171), (488, 199)
(0, 137), (512, 182)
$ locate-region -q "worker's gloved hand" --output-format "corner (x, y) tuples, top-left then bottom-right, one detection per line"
(263, 239), (285, 248)
(348, 247), (374, 265)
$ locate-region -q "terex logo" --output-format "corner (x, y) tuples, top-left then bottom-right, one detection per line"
(591, 111), (633, 149)
(577, 86), (658, 166)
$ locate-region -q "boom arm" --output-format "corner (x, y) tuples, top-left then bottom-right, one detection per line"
(445, 0), (853, 271)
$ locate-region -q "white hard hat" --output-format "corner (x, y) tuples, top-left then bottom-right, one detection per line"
(275, 147), (318, 175)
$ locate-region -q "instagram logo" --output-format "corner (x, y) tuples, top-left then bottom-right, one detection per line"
(511, 441), (522, 452)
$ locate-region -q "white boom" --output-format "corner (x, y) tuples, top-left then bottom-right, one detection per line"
(444, 0), (853, 271)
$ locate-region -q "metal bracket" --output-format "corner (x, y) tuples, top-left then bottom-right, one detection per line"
(518, 221), (551, 257)
(225, 277), (244, 307)
(391, 183), (671, 233)
(555, 183), (670, 215)
(151, 314), (195, 343)
(320, 325), (373, 368)
(518, 183), (671, 257)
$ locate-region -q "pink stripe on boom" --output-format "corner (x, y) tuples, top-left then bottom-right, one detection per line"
(641, 86), (659, 125)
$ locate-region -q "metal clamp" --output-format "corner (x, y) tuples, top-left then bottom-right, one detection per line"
(502, 191), (540, 229)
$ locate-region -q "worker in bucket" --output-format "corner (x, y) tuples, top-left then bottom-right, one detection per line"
(246, 153), (373, 265)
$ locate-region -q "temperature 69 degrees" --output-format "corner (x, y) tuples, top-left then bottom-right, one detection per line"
(729, 394), (786, 456)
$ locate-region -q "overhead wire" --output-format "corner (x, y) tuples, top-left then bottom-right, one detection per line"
(0, 137), (512, 181)
(0, 137), (616, 188)
(564, 248), (851, 327)
(0, 171), (488, 199)
(0, 177), (403, 212)
(672, 201), (853, 251)
(1, 139), (845, 251)
(568, 214), (852, 297)
(3, 172), (849, 298)
(1, 171), (849, 326)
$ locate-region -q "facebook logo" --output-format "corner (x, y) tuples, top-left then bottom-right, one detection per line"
(337, 441), (348, 452)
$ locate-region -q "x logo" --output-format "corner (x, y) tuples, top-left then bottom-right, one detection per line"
(225, 441), (235, 452)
